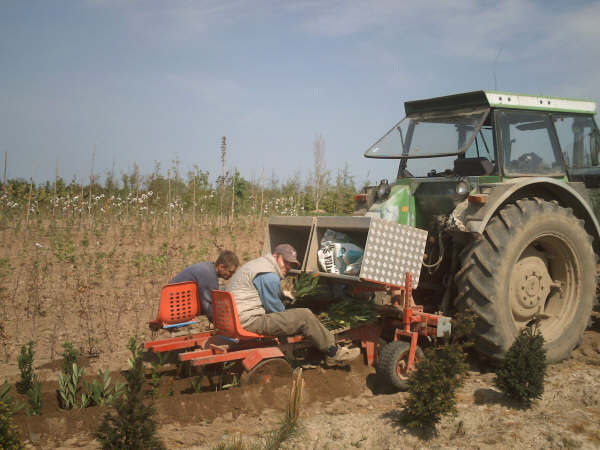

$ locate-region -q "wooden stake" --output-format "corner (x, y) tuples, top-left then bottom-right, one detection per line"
(192, 169), (196, 227)
(230, 169), (235, 222)
(2, 151), (6, 190)
(26, 175), (33, 226)
(88, 146), (95, 221)
(260, 167), (264, 221)
(53, 158), (58, 218)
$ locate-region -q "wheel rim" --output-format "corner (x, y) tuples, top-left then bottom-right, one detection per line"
(509, 233), (580, 341)
(395, 349), (411, 381)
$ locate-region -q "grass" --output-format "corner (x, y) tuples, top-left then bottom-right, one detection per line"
(211, 368), (305, 450)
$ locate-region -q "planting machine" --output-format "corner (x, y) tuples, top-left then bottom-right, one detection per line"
(146, 90), (600, 389)
(145, 216), (450, 390)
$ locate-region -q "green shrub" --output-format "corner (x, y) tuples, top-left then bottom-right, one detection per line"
(16, 342), (35, 394)
(149, 351), (170, 399)
(25, 375), (42, 416)
(400, 311), (475, 432)
(0, 382), (24, 449)
(95, 337), (165, 449)
(494, 323), (547, 407)
(401, 342), (468, 430)
(61, 342), (79, 375)
(58, 363), (85, 410)
(82, 370), (125, 408)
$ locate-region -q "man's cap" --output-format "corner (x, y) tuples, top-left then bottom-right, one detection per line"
(273, 243), (300, 267)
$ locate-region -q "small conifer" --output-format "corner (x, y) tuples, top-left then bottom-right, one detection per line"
(400, 311), (475, 431)
(16, 342), (35, 395)
(494, 322), (547, 407)
(95, 337), (165, 450)
(0, 382), (24, 450)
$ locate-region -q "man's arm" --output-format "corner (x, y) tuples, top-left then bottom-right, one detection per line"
(253, 273), (285, 313)
(198, 285), (213, 320)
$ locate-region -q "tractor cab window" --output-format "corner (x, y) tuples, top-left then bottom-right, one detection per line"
(552, 114), (600, 170)
(463, 125), (495, 162)
(497, 110), (564, 176)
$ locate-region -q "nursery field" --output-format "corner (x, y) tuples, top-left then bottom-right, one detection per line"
(0, 207), (599, 449)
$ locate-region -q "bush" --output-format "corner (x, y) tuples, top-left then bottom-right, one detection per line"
(16, 342), (35, 395)
(58, 363), (85, 410)
(25, 375), (42, 416)
(401, 342), (469, 430)
(0, 382), (24, 449)
(95, 337), (165, 450)
(494, 323), (547, 407)
(400, 311), (475, 432)
(61, 342), (79, 375)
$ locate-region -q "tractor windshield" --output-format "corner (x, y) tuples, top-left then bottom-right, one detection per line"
(364, 108), (489, 158)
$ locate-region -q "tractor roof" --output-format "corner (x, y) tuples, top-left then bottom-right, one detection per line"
(404, 90), (597, 116)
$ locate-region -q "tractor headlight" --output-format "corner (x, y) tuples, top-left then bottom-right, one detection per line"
(456, 180), (470, 196)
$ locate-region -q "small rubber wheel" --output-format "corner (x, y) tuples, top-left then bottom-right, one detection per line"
(377, 341), (424, 391)
(240, 358), (291, 386)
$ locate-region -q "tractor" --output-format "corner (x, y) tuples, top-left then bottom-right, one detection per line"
(358, 90), (600, 363)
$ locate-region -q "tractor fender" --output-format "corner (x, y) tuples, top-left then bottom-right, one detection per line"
(466, 177), (600, 246)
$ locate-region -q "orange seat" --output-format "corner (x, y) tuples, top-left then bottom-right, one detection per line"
(211, 290), (269, 340)
(149, 281), (199, 330)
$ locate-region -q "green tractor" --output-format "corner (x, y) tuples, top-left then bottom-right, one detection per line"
(359, 90), (600, 363)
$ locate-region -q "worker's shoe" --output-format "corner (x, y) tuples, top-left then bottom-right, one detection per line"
(325, 346), (361, 366)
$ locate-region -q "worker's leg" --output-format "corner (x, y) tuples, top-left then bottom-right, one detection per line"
(246, 308), (335, 352)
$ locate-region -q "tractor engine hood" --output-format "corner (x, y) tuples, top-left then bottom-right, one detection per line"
(366, 178), (476, 228)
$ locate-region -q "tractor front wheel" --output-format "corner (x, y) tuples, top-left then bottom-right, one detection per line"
(377, 340), (424, 391)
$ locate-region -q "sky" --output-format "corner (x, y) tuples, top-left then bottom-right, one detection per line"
(1, 0), (600, 188)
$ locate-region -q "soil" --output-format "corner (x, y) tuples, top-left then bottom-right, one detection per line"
(1, 219), (600, 449)
(3, 312), (598, 449)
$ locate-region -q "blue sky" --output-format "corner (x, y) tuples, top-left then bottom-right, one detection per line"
(1, 0), (599, 187)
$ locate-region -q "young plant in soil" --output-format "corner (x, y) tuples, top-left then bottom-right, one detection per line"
(58, 363), (85, 410)
(61, 341), (79, 375)
(82, 369), (125, 408)
(16, 341), (35, 394)
(95, 337), (165, 450)
(25, 375), (42, 416)
(494, 321), (547, 407)
(149, 351), (170, 399)
(0, 382), (24, 449)
(399, 312), (475, 434)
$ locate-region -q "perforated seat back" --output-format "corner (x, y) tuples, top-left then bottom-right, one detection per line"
(211, 290), (265, 339)
(157, 281), (198, 324)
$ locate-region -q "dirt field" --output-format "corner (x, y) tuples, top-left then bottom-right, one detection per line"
(1, 218), (600, 449)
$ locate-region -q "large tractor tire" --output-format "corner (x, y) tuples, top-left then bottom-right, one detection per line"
(455, 198), (596, 363)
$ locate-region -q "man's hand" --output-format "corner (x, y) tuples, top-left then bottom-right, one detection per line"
(282, 289), (295, 300)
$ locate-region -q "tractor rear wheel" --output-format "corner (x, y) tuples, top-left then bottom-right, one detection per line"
(377, 340), (424, 391)
(455, 198), (596, 363)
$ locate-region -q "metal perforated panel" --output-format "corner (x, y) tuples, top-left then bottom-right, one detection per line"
(360, 218), (427, 288)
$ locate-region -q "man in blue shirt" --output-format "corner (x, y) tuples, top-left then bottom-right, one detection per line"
(227, 244), (360, 365)
(170, 250), (239, 321)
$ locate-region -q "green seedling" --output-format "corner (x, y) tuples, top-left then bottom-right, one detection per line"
(25, 375), (42, 416)
(16, 341), (35, 395)
(58, 363), (85, 410)
(82, 369), (125, 408)
(150, 351), (170, 399)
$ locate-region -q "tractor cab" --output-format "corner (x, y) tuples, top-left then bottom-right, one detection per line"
(359, 90), (600, 228)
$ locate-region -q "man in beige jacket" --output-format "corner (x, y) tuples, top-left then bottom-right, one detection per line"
(227, 243), (360, 365)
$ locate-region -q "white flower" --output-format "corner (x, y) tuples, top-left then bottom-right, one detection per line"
(35, 242), (43, 248)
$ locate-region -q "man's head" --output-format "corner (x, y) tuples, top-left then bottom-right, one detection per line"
(215, 250), (239, 280)
(273, 243), (300, 276)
